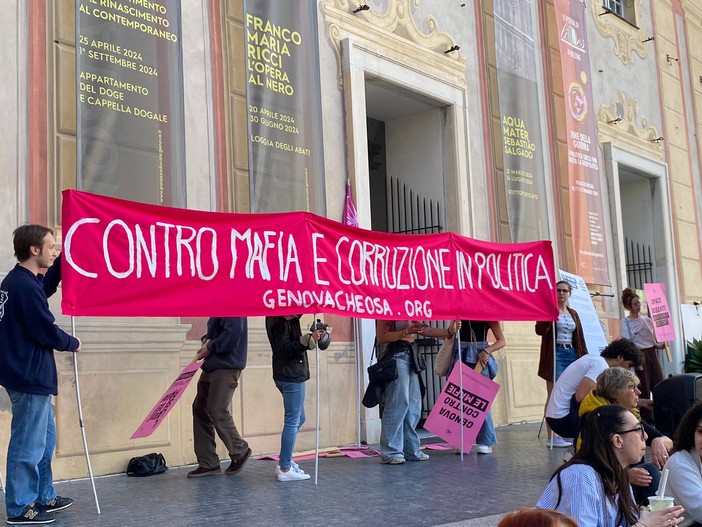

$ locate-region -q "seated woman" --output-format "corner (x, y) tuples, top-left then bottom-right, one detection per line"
(498, 508), (577, 527)
(537, 404), (684, 527)
(578, 367), (672, 505)
(665, 401), (702, 527)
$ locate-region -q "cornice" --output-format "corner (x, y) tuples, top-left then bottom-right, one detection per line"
(320, 0), (466, 89)
(597, 92), (663, 160)
(590, 0), (649, 65)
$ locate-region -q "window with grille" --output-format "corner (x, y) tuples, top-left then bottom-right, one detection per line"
(603, 0), (624, 17)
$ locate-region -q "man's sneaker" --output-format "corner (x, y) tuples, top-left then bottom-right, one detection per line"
(39, 497), (73, 513)
(226, 448), (251, 475)
(548, 436), (573, 448)
(408, 453), (429, 461)
(6, 504), (55, 524)
(186, 465), (221, 478)
(277, 466), (310, 481)
(472, 444), (493, 454)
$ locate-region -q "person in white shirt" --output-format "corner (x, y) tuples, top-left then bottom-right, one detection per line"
(545, 338), (642, 440)
(665, 401), (702, 527)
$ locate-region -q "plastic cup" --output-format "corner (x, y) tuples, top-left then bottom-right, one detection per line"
(648, 496), (674, 511)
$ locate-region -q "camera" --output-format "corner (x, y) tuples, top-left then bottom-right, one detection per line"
(309, 319), (331, 350)
(309, 319), (330, 332)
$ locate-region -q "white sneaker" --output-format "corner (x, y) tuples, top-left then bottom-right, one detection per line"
(277, 466), (310, 482)
(275, 461), (305, 476)
(472, 444), (493, 454)
(548, 436), (573, 448)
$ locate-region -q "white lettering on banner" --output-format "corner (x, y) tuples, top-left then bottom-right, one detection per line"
(63, 218), (100, 278)
(229, 229), (302, 282)
(262, 288), (393, 316)
(311, 233), (329, 286)
(104, 220), (135, 279)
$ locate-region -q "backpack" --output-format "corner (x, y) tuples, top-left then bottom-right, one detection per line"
(126, 452), (168, 477)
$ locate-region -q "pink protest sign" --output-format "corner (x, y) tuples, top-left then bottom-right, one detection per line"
(644, 283), (676, 342)
(131, 361), (202, 439)
(424, 364), (500, 451)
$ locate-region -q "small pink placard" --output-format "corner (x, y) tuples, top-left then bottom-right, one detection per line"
(644, 283), (676, 342)
(424, 364), (500, 451)
(130, 362), (201, 439)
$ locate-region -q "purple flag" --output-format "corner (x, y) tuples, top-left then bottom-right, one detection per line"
(343, 179), (358, 227)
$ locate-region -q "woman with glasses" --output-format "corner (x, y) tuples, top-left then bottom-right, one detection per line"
(665, 401), (702, 527)
(578, 367), (673, 505)
(620, 288), (665, 422)
(536, 280), (588, 447)
(537, 404), (684, 527)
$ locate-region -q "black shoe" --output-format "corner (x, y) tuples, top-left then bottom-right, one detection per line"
(6, 504), (55, 524)
(39, 497), (73, 513)
(186, 465), (221, 478)
(226, 447), (252, 475)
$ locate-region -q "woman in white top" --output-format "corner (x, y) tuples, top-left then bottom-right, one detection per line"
(665, 401), (702, 527)
(537, 404), (684, 527)
(620, 288), (665, 422)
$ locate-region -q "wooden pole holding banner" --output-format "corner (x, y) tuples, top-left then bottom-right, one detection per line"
(664, 342), (672, 363)
(71, 317), (101, 514)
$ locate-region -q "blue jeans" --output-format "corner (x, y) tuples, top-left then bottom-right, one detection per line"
(5, 391), (57, 517)
(380, 351), (422, 461)
(275, 381), (306, 470)
(555, 344), (576, 380)
(449, 349), (496, 446)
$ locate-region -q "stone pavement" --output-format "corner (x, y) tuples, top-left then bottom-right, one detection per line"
(29, 422), (571, 527)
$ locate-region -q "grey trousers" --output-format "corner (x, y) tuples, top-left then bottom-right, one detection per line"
(192, 369), (249, 468)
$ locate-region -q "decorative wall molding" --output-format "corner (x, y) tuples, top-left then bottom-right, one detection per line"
(590, 0), (649, 65)
(320, 0), (466, 89)
(597, 92), (663, 159)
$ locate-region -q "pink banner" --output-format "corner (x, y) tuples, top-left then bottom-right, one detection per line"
(423, 365), (500, 451)
(643, 283), (676, 342)
(130, 361), (201, 439)
(61, 190), (558, 321)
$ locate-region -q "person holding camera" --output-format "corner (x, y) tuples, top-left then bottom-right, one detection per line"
(377, 320), (458, 464)
(266, 315), (327, 482)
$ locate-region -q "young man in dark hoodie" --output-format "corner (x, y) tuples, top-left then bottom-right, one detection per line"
(0, 225), (81, 524)
(187, 317), (251, 478)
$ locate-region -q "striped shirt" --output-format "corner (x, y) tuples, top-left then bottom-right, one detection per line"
(536, 464), (636, 527)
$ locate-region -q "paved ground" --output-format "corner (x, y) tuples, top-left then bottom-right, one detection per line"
(21, 422), (571, 527)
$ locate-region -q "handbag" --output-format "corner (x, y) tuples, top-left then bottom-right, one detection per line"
(434, 335), (455, 377)
(367, 339), (398, 384)
(126, 452), (168, 477)
(410, 342), (426, 374)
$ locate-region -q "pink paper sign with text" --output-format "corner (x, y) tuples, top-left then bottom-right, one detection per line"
(131, 361), (202, 439)
(643, 283), (676, 342)
(424, 364), (500, 451)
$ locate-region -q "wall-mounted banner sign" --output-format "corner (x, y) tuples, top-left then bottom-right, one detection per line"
(554, 0), (610, 285)
(244, 0), (325, 213)
(494, 0), (549, 242)
(76, 0), (186, 206)
(61, 190), (558, 322)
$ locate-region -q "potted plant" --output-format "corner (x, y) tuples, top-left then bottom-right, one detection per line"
(684, 338), (702, 373)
